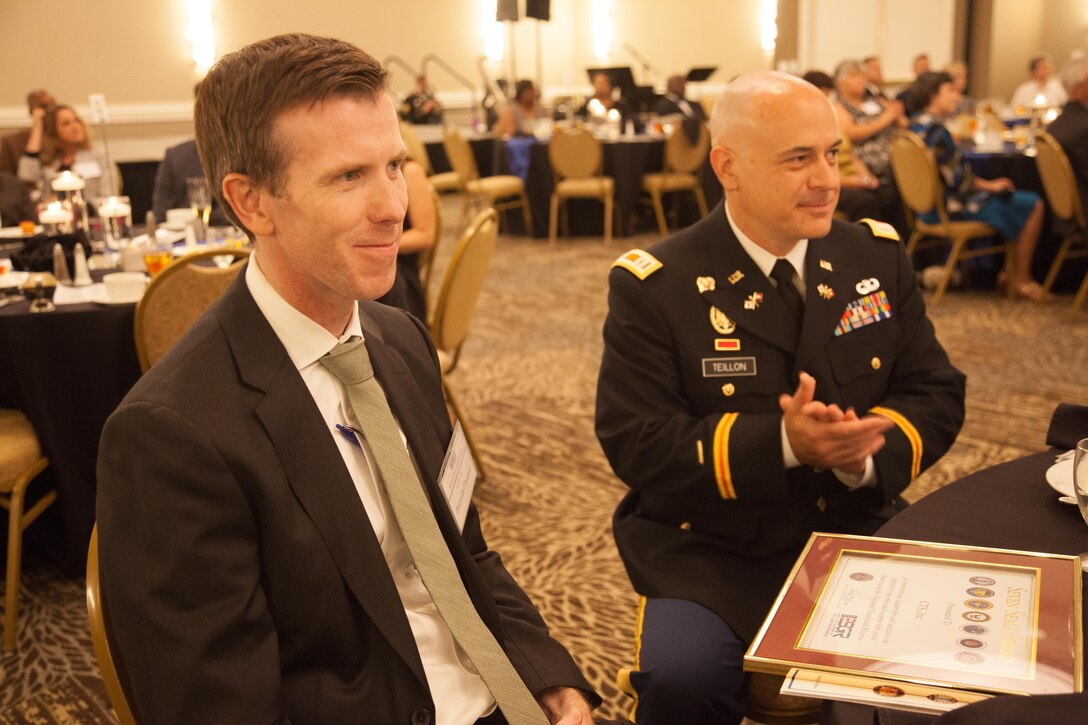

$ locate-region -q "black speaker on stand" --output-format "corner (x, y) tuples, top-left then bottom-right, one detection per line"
(496, 0), (518, 21)
(526, 0), (550, 21)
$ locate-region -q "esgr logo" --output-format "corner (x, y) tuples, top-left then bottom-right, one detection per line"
(831, 614), (857, 638)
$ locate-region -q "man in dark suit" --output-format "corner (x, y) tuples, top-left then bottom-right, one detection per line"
(595, 71), (965, 724)
(0, 89), (55, 178)
(1047, 56), (1088, 214)
(98, 33), (597, 725)
(151, 138), (228, 225)
(652, 75), (707, 144)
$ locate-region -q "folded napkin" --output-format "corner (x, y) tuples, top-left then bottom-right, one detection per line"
(1046, 403), (1088, 450)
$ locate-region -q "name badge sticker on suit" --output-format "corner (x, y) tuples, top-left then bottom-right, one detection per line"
(437, 422), (476, 532)
(72, 160), (102, 179)
(834, 290), (893, 336)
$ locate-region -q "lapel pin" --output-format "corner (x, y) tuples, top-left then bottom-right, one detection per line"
(856, 277), (880, 295)
(709, 306), (736, 334)
(820, 259), (833, 272)
(817, 283), (835, 300)
(728, 270), (744, 285)
(743, 292), (763, 310)
(696, 276), (716, 293)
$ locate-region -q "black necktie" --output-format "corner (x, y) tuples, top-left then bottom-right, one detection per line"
(771, 259), (804, 327)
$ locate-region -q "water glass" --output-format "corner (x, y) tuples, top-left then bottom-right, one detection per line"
(186, 177), (212, 226)
(97, 196), (133, 252)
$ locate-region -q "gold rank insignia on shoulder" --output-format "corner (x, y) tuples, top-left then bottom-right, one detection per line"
(727, 270), (744, 285)
(819, 259), (833, 271)
(612, 249), (663, 280)
(696, 276), (716, 293)
(744, 292), (763, 310)
(709, 306), (736, 334)
(817, 283), (835, 299)
(858, 218), (900, 241)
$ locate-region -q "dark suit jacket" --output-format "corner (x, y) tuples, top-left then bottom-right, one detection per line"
(151, 139), (228, 225)
(97, 271), (594, 724)
(1046, 100), (1088, 215)
(0, 129), (30, 178)
(596, 206), (965, 642)
(651, 94), (706, 144)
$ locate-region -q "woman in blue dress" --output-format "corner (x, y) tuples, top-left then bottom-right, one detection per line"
(908, 71), (1051, 301)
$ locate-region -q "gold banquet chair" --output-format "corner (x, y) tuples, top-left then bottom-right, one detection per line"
(418, 183), (444, 317)
(641, 122), (710, 236)
(400, 122), (461, 194)
(86, 525), (139, 725)
(443, 125), (532, 233)
(429, 207), (499, 481)
(0, 409), (52, 652)
(890, 130), (1012, 305)
(1034, 133), (1088, 318)
(134, 249), (251, 372)
(548, 125), (615, 245)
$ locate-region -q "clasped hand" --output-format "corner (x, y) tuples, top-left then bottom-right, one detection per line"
(779, 372), (894, 474)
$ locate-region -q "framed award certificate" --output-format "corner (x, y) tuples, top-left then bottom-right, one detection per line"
(746, 533), (1083, 699)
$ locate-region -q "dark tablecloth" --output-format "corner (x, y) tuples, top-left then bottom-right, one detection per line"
(824, 451), (1088, 724)
(0, 294), (141, 573)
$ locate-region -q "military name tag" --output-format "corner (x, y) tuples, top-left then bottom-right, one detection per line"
(702, 356), (757, 377)
(834, 290), (893, 336)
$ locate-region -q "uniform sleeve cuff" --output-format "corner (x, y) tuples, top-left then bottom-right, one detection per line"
(834, 455), (876, 489)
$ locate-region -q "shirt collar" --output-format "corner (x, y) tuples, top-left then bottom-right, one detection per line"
(723, 203), (808, 284)
(245, 249), (363, 371)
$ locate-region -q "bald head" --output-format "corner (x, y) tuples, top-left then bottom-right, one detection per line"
(710, 71), (834, 147)
(708, 71), (841, 254)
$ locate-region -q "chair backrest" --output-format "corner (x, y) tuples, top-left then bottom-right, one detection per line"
(664, 122), (710, 174)
(890, 130), (947, 222)
(418, 182), (443, 309)
(86, 524), (139, 725)
(442, 126), (479, 185)
(1035, 132), (1086, 227)
(400, 122), (435, 176)
(134, 248), (250, 372)
(548, 126), (603, 180)
(429, 207), (498, 355)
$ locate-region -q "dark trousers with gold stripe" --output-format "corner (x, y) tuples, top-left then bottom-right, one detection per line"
(623, 598), (746, 725)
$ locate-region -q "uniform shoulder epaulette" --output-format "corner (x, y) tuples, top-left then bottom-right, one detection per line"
(857, 218), (900, 242)
(612, 248), (663, 280)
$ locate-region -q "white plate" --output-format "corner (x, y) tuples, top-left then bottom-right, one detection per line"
(0, 226), (39, 238)
(90, 286), (144, 306)
(1045, 458), (1074, 498)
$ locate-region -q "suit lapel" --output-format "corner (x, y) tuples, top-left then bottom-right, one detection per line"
(698, 211), (800, 355)
(795, 236), (857, 371)
(218, 274), (429, 687)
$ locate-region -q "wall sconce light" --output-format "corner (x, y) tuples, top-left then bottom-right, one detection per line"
(593, 0), (613, 60)
(187, 0), (216, 70)
(761, 0), (777, 52)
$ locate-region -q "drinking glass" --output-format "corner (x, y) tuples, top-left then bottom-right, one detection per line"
(97, 195), (133, 253)
(186, 177), (211, 227)
(1074, 438), (1088, 572)
(142, 237), (172, 277)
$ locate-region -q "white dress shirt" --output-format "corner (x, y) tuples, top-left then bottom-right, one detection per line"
(245, 253), (494, 725)
(1010, 78), (1068, 110)
(723, 204), (875, 488)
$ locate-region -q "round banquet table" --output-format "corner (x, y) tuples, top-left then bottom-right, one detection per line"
(0, 292), (141, 574)
(823, 450), (1088, 724)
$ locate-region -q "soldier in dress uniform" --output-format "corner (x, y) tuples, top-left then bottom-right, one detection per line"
(595, 71), (966, 725)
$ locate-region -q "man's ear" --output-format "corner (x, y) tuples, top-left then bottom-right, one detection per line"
(710, 144), (739, 192)
(222, 173), (275, 237)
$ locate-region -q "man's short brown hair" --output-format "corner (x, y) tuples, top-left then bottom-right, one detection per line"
(194, 33), (389, 232)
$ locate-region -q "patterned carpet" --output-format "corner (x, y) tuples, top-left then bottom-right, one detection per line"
(1, 201), (1086, 722)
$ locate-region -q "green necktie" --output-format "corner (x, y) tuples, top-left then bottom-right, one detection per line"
(320, 337), (547, 725)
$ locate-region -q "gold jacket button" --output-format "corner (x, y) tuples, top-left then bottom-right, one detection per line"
(721, 383), (735, 397)
(680, 521), (692, 530)
(816, 496), (827, 512)
(871, 356), (881, 370)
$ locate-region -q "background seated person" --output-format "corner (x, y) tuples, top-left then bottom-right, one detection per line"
(946, 61), (975, 115)
(909, 71), (1051, 301)
(400, 74), (444, 125)
(377, 158), (436, 320)
(895, 53), (931, 116)
(652, 74), (707, 143)
(1048, 55), (1088, 216)
(578, 72), (624, 119)
(0, 172), (36, 225)
(0, 88), (55, 178)
(834, 60), (903, 184)
(1010, 53), (1067, 110)
(496, 79), (546, 138)
(18, 104), (114, 201)
(152, 138), (228, 225)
